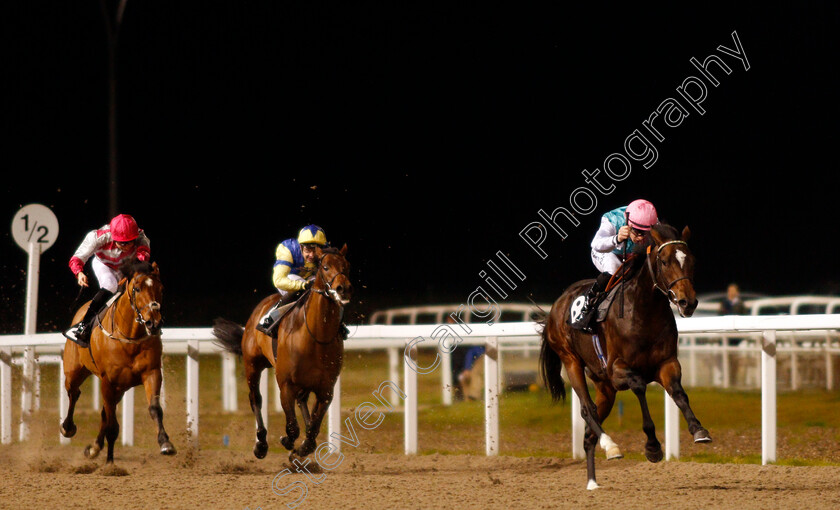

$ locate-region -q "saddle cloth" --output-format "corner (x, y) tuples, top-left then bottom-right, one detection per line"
(570, 281), (623, 325)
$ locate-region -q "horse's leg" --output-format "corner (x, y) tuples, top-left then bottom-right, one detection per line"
(294, 391), (331, 457)
(103, 386), (122, 463)
(296, 391), (312, 433)
(613, 360), (662, 463)
(592, 380), (622, 460)
(85, 383), (120, 463)
(245, 359), (270, 459)
(279, 383), (301, 452)
(142, 369), (176, 455)
(60, 351), (90, 438)
(84, 398), (108, 459)
(657, 358), (711, 443)
(563, 361), (617, 490)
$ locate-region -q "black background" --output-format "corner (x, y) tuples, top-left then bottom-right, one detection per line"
(2, 2), (838, 333)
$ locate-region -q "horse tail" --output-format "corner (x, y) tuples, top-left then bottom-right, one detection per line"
(212, 318), (244, 357)
(538, 313), (566, 403)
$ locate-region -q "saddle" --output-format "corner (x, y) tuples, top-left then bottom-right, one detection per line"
(570, 283), (623, 326)
(270, 289), (311, 357)
(569, 254), (638, 328)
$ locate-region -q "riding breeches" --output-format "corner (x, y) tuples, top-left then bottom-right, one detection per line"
(277, 274), (304, 297)
(590, 249), (624, 275)
(91, 257), (123, 293)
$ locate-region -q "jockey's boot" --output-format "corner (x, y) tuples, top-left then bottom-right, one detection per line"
(256, 291), (299, 336)
(571, 272), (612, 333)
(64, 289), (113, 348)
(338, 322), (350, 341)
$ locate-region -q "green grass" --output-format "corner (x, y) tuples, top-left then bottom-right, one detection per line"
(6, 349), (840, 466)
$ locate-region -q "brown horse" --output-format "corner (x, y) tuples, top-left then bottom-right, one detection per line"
(61, 261), (175, 463)
(213, 245), (352, 459)
(539, 223), (710, 489)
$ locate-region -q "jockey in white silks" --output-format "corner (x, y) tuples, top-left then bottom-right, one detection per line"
(64, 214), (151, 347)
(569, 199), (659, 332)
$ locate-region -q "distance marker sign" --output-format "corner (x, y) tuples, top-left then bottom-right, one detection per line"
(11, 203), (59, 252)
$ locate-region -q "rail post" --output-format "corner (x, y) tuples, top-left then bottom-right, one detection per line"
(121, 387), (134, 446)
(664, 391), (679, 460)
(404, 340), (418, 455)
(484, 336), (499, 456)
(59, 355), (70, 445)
(328, 375), (341, 452)
(761, 330), (777, 464)
(1, 347), (11, 444)
(186, 340), (200, 443)
(571, 392), (584, 459)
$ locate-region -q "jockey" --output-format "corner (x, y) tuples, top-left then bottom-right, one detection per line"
(570, 199), (658, 332)
(63, 214), (151, 347)
(256, 225), (328, 336)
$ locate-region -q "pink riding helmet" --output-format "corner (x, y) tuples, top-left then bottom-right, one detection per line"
(626, 199), (658, 231)
(110, 214), (140, 242)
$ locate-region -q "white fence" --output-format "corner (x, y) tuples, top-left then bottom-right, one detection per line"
(2, 314), (840, 465)
(692, 295), (840, 317)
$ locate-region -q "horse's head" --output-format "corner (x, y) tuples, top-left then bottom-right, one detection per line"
(647, 225), (698, 317)
(313, 244), (352, 306)
(126, 261), (164, 335)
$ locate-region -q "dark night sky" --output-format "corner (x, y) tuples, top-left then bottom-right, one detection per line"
(2, 2), (839, 333)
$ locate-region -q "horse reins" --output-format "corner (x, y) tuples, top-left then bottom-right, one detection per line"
(646, 240), (692, 304)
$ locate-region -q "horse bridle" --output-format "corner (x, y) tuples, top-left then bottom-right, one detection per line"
(102, 277), (162, 343)
(646, 240), (692, 305)
(303, 255), (350, 345)
(129, 282), (162, 329)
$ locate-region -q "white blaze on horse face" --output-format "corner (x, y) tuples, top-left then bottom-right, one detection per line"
(675, 249), (687, 269)
(145, 278), (154, 287)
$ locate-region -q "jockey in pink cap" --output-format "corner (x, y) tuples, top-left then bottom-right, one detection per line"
(570, 199), (658, 332)
(63, 214), (151, 347)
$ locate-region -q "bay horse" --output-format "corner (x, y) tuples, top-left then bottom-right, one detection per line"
(213, 245), (351, 459)
(61, 260), (175, 463)
(539, 223), (710, 490)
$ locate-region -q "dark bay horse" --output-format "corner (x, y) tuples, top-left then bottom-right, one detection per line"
(213, 245), (352, 459)
(61, 261), (175, 463)
(539, 224), (710, 489)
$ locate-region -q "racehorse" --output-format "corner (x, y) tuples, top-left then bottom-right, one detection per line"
(61, 261), (175, 463)
(539, 223), (710, 490)
(213, 245), (351, 460)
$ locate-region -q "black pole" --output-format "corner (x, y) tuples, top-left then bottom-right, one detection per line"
(99, 0), (129, 219)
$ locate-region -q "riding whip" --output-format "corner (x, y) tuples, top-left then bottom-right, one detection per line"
(619, 233), (627, 319)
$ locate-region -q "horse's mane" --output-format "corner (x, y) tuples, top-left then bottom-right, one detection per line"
(125, 260), (155, 277)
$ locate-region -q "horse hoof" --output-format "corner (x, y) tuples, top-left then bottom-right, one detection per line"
(60, 423), (77, 438)
(645, 447), (664, 463)
(606, 446), (623, 460)
(587, 480), (601, 491)
(280, 436), (295, 451)
(254, 441), (269, 459)
(160, 442), (177, 455)
(84, 444), (100, 459)
(693, 429), (712, 443)
(295, 440), (315, 458)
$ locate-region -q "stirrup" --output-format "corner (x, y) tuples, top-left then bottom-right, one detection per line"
(569, 297), (596, 332)
(338, 323), (350, 341)
(63, 323), (90, 348)
(256, 315), (275, 335)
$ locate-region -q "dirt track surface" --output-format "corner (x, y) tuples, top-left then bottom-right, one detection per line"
(2, 445), (839, 510)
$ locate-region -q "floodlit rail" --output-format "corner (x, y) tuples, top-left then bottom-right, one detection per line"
(2, 314), (840, 466)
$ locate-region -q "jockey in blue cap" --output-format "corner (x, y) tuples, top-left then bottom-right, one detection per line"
(256, 225), (328, 336)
